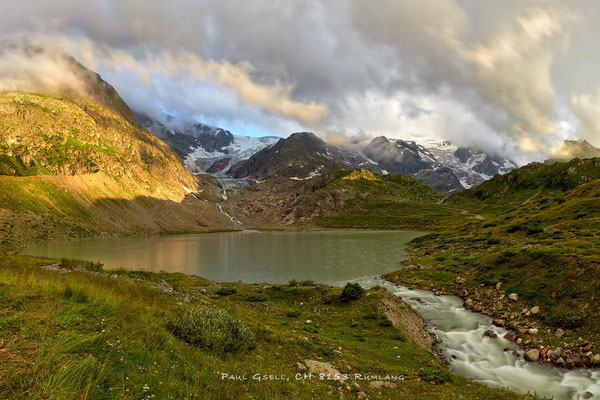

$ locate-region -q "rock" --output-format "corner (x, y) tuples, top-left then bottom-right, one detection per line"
(460, 289), (469, 298)
(484, 330), (498, 339)
(297, 362), (307, 371)
(528, 328), (539, 335)
(508, 293), (518, 302)
(582, 344), (593, 352)
(541, 347), (550, 359)
(464, 299), (473, 310)
(525, 349), (540, 362)
(305, 320), (312, 324)
(582, 392), (594, 399)
(504, 331), (517, 341)
(517, 338), (523, 345)
(493, 319), (505, 327)
(591, 354), (600, 365)
(357, 392), (368, 399)
(530, 306), (540, 314)
(455, 277), (465, 285)
(303, 360), (345, 381)
(495, 282), (503, 291)
(555, 357), (565, 365)
(555, 328), (565, 338)
(551, 348), (562, 360)
(369, 381), (397, 389)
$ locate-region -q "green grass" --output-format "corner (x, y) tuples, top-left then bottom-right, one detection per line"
(0, 255), (536, 399)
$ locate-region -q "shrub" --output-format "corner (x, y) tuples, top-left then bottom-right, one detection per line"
(418, 367), (451, 384)
(340, 283), (365, 302)
(299, 280), (315, 286)
(245, 292), (267, 302)
(288, 279), (299, 287)
(286, 309), (301, 318)
(216, 287), (237, 296)
(167, 304), (255, 353)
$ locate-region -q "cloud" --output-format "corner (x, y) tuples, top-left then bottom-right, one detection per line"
(1, 0), (600, 162)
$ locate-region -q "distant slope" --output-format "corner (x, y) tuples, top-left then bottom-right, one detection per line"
(546, 139), (600, 163)
(223, 168), (466, 229)
(451, 158), (600, 204)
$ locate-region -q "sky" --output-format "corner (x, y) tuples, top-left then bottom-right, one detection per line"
(1, 0), (600, 164)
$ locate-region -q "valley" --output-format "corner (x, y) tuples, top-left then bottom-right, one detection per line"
(1, 50), (600, 400)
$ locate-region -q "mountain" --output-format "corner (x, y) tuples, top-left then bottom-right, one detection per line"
(138, 108), (516, 194)
(363, 137), (516, 193)
(136, 113), (279, 175)
(0, 52), (229, 251)
(228, 132), (381, 180)
(546, 139), (600, 163)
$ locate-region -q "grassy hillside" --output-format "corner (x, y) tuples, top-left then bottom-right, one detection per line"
(0, 256), (535, 400)
(386, 159), (600, 368)
(0, 93), (229, 252)
(225, 169), (470, 230)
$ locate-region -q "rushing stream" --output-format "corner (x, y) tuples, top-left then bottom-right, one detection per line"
(342, 276), (600, 400)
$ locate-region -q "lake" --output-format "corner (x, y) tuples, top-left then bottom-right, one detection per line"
(22, 230), (424, 284)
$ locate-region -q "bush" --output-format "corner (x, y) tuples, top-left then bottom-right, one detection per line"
(167, 304), (255, 353)
(418, 367), (451, 384)
(299, 280), (315, 286)
(340, 283), (365, 302)
(245, 292), (267, 302)
(216, 287), (237, 296)
(288, 279), (299, 287)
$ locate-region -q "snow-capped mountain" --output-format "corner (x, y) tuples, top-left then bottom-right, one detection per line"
(136, 112), (516, 193)
(419, 139), (517, 189)
(135, 113), (279, 176)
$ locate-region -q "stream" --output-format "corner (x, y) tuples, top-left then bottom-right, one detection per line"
(342, 276), (600, 400)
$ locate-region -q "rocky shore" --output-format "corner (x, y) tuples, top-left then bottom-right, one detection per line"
(394, 266), (599, 369)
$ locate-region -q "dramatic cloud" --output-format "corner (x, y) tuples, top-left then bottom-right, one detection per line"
(1, 0), (600, 162)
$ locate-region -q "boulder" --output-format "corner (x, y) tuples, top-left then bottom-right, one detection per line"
(508, 293), (519, 302)
(464, 299), (473, 309)
(530, 306), (540, 314)
(493, 319), (505, 327)
(555, 357), (565, 366)
(525, 349), (540, 362)
(504, 331), (517, 341)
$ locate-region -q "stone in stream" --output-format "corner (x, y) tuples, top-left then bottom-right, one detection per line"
(591, 354), (600, 365)
(582, 392), (594, 399)
(493, 319), (505, 327)
(525, 349), (540, 362)
(484, 330), (498, 339)
(503, 331), (517, 341)
(464, 299), (473, 309)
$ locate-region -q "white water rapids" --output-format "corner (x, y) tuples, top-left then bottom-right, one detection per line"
(340, 276), (600, 400)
